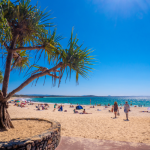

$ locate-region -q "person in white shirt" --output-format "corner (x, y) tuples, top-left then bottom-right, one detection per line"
(124, 101), (130, 120)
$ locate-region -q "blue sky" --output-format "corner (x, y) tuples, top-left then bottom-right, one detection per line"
(1, 0), (150, 96)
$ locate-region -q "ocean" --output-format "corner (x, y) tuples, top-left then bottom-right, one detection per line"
(24, 96), (150, 107)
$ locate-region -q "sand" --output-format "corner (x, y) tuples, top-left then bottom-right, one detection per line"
(4, 97), (150, 145)
(0, 120), (51, 142)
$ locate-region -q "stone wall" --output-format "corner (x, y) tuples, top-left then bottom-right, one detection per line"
(0, 118), (61, 150)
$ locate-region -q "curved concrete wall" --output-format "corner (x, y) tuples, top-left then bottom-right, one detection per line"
(0, 118), (61, 150)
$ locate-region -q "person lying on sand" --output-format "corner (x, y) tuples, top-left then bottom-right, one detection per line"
(139, 111), (148, 112)
(90, 106), (95, 108)
(73, 109), (78, 113)
(80, 109), (92, 114)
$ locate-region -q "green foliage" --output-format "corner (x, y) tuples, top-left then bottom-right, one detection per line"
(59, 28), (94, 83)
(0, 0), (54, 71)
(0, 0), (53, 46)
(35, 29), (64, 64)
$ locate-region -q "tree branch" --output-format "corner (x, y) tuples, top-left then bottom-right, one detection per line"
(7, 46), (44, 53)
(3, 42), (9, 50)
(48, 62), (63, 72)
(3, 62), (63, 102)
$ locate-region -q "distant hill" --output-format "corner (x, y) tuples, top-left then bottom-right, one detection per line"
(13, 94), (99, 97)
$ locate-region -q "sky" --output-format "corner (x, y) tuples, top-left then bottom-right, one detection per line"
(1, 0), (150, 96)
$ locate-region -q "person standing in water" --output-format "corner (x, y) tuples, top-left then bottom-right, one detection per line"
(114, 101), (118, 118)
(124, 101), (130, 120)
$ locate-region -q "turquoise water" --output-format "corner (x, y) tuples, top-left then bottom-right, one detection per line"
(28, 96), (150, 107)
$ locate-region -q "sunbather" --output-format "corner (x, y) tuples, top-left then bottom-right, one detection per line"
(140, 111), (148, 112)
(90, 105), (95, 108)
(73, 109), (78, 113)
(80, 109), (92, 114)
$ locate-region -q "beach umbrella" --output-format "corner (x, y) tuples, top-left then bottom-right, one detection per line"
(16, 101), (20, 103)
(147, 107), (150, 110)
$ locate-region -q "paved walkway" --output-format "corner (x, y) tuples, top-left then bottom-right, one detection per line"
(56, 136), (150, 150)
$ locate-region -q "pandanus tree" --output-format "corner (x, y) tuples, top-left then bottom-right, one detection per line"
(0, 0), (94, 130)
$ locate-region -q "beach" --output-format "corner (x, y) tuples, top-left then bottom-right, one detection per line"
(5, 97), (150, 145)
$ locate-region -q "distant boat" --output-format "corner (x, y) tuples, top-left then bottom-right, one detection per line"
(108, 95), (111, 96)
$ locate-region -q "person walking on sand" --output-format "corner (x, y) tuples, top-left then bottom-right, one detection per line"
(53, 103), (56, 112)
(114, 101), (118, 118)
(124, 101), (130, 120)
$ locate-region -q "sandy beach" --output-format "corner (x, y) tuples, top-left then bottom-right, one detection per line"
(5, 97), (150, 145)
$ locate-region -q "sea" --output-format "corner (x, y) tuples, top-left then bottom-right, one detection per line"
(23, 96), (150, 107)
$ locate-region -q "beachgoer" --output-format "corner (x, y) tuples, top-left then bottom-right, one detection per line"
(58, 105), (63, 111)
(70, 103), (74, 108)
(83, 109), (86, 114)
(42, 106), (45, 110)
(90, 105), (95, 108)
(53, 104), (56, 112)
(73, 109), (78, 113)
(81, 109), (92, 114)
(124, 101), (130, 120)
(114, 101), (118, 118)
(109, 105), (114, 112)
(37, 105), (40, 110)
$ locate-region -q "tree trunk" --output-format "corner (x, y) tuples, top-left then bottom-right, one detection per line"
(0, 102), (14, 131)
(2, 34), (18, 97)
(2, 52), (13, 97)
